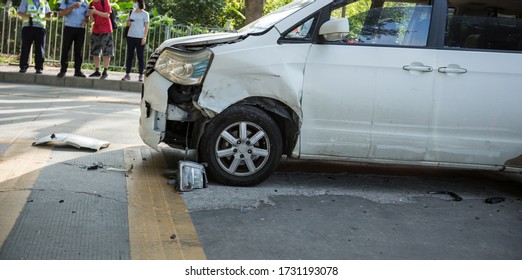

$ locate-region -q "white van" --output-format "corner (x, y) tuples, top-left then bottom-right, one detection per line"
(139, 0), (522, 186)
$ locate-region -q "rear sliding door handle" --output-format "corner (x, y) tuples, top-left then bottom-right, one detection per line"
(402, 65), (433, 72)
(438, 67), (467, 74)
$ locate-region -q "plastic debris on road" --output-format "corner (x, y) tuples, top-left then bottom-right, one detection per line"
(484, 197), (505, 204)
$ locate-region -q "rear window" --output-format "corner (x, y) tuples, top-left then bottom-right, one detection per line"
(445, 0), (522, 51)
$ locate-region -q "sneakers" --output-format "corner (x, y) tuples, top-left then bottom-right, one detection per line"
(74, 72), (86, 78)
(89, 70), (107, 79)
(138, 74), (144, 82)
(89, 71), (101, 77)
(57, 72), (66, 78)
(19, 67), (28, 73)
(121, 74), (131, 81)
(35, 69), (42, 74)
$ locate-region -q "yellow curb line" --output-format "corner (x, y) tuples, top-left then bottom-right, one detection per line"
(125, 146), (206, 260)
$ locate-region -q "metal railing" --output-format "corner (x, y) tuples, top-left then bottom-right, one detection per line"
(0, 5), (228, 71)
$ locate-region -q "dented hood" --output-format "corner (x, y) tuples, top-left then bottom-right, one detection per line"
(158, 32), (244, 50)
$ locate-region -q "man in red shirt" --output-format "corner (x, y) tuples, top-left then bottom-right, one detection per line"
(87, 0), (114, 79)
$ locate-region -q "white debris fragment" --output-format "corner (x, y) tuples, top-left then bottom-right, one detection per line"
(32, 133), (110, 151)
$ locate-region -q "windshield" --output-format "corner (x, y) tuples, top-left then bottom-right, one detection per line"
(239, 0), (317, 34)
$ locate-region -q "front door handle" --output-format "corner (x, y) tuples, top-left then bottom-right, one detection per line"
(403, 65), (433, 72)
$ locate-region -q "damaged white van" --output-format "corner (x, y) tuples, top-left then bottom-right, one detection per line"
(139, 0), (522, 186)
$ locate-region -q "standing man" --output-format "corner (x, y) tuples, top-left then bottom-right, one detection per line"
(88, 0), (114, 79)
(17, 0), (51, 74)
(58, 0), (89, 78)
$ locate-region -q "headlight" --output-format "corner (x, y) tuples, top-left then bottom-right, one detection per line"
(154, 47), (213, 85)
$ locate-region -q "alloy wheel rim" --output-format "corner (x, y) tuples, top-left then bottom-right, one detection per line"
(215, 121), (271, 176)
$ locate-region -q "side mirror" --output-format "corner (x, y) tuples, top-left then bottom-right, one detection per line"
(319, 18), (350, 41)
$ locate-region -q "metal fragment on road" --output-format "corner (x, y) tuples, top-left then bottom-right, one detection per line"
(32, 133), (110, 151)
(428, 191), (463, 201)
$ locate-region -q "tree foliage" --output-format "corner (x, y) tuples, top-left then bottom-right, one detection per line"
(148, 0), (291, 29)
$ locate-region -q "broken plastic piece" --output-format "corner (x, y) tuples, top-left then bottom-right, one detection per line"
(177, 161), (208, 192)
(106, 164), (133, 172)
(87, 165), (98, 170)
(428, 191), (463, 201)
(484, 197), (505, 204)
(32, 133), (110, 151)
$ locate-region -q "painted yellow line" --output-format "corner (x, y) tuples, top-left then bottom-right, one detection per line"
(126, 146), (206, 260)
(0, 141), (52, 247)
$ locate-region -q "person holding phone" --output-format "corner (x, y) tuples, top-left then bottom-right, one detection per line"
(121, 0), (149, 82)
(57, 0), (89, 78)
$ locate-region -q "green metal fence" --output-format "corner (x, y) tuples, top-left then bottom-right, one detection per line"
(0, 5), (227, 71)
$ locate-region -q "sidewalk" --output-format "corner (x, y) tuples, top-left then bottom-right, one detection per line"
(0, 64), (142, 93)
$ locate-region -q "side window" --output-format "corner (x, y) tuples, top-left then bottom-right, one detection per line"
(335, 0), (432, 47)
(445, 0), (522, 51)
(284, 17), (317, 41)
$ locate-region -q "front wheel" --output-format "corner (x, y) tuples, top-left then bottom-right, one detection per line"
(200, 106), (283, 186)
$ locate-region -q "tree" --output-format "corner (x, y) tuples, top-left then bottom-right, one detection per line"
(245, 0), (264, 24)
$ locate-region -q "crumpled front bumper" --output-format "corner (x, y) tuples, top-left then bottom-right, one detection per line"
(138, 72), (171, 149)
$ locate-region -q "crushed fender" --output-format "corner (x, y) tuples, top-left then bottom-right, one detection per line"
(32, 133), (110, 151)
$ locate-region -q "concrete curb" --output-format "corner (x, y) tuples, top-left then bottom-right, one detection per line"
(0, 65), (142, 93)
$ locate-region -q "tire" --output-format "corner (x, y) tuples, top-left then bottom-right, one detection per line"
(200, 105), (283, 186)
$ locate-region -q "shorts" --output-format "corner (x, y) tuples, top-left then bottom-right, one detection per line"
(90, 32), (114, 57)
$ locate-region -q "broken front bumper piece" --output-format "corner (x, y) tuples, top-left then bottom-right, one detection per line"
(32, 133), (110, 151)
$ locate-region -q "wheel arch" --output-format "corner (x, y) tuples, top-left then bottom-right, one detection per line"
(237, 97), (300, 157)
(194, 97), (300, 157)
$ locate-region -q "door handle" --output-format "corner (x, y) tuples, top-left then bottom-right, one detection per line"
(403, 65), (433, 72)
(438, 67), (467, 74)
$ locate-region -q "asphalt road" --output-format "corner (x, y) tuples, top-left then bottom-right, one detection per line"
(179, 159), (522, 259)
(1, 82), (521, 261)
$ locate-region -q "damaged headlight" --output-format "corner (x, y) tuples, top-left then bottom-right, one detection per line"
(155, 47), (213, 85)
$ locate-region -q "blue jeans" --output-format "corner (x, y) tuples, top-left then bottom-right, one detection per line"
(125, 37), (145, 74)
(20, 26), (46, 70)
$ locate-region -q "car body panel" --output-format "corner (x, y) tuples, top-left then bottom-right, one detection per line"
(430, 49), (522, 166)
(197, 29), (309, 119)
(139, 71), (171, 149)
(301, 45), (437, 160)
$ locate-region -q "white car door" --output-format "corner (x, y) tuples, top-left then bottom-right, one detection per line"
(300, 1), (436, 162)
(300, 43), (374, 159)
(429, 0), (522, 167)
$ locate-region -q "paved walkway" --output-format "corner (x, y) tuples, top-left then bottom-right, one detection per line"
(0, 64), (142, 92)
